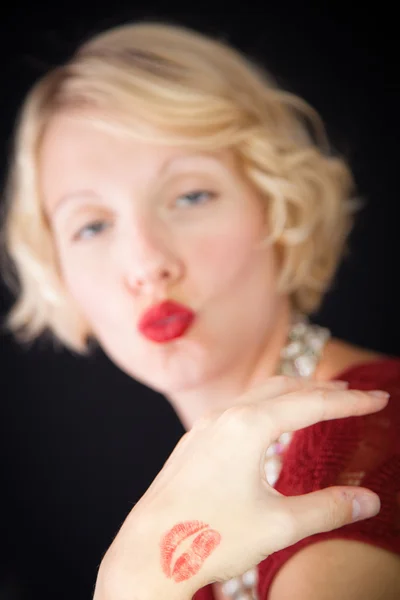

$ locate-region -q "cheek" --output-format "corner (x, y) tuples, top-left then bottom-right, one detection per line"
(66, 272), (100, 317)
(59, 253), (111, 322)
(185, 219), (269, 289)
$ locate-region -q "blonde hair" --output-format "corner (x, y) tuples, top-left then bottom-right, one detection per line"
(1, 21), (355, 353)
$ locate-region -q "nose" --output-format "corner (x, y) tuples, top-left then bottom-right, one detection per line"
(122, 224), (183, 296)
(127, 261), (178, 294)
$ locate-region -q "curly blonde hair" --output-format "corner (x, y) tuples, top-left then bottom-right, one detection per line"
(1, 21), (355, 353)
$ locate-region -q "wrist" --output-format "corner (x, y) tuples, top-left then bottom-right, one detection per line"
(94, 560), (196, 600)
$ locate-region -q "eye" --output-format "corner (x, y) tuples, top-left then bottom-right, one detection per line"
(73, 220), (112, 241)
(175, 190), (215, 208)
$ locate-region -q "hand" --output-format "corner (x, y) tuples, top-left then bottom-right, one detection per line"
(95, 377), (387, 600)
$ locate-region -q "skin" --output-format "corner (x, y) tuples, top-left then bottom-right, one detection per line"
(40, 111), (292, 425)
(39, 111), (399, 600)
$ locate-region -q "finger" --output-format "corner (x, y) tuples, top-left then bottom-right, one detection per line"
(261, 388), (389, 439)
(235, 376), (349, 407)
(269, 487), (381, 551)
(194, 378), (348, 426)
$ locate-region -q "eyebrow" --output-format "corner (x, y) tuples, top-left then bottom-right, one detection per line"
(51, 189), (101, 216)
(51, 152), (222, 216)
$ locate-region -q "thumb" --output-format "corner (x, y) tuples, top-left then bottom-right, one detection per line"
(273, 487), (381, 549)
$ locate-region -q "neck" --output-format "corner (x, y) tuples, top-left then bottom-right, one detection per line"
(167, 300), (292, 430)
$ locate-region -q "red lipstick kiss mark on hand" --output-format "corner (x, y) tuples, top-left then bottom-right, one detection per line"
(160, 520), (221, 582)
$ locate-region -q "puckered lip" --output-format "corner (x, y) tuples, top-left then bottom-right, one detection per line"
(137, 299), (196, 342)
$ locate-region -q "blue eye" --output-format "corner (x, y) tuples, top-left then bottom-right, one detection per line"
(175, 190), (214, 207)
(74, 220), (111, 241)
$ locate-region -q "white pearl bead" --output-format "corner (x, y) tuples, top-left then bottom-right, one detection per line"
(294, 355), (314, 377)
(235, 592), (253, 600)
(279, 432), (292, 445)
(221, 577), (242, 595)
(242, 568), (257, 587)
(264, 455), (282, 486)
(265, 445), (276, 457)
(280, 340), (302, 358)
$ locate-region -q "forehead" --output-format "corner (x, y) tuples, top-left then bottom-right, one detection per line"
(39, 113), (238, 210)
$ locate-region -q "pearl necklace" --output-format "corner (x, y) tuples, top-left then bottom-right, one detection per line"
(220, 313), (331, 600)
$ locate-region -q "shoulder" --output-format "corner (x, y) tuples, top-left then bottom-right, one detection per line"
(344, 358), (400, 389)
(315, 336), (399, 386)
(338, 357), (400, 434)
(338, 356), (400, 423)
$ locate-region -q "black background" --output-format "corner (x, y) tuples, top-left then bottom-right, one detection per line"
(0, 3), (399, 599)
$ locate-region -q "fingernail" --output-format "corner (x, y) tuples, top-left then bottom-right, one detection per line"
(367, 390), (390, 400)
(352, 493), (381, 521)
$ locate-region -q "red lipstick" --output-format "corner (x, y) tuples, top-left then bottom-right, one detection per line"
(138, 300), (195, 343)
(160, 520), (221, 583)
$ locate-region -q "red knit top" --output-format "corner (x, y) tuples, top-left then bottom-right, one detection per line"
(193, 359), (400, 600)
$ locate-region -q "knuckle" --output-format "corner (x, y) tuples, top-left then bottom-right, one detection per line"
(313, 388), (331, 419)
(313, 387), (330, 401)
(303, 387), (329, 417)
(220, 404), (255, 430)
(349, 389), (366, 402)
(224, 403), (253, 419)
(324, 494), (345, 530)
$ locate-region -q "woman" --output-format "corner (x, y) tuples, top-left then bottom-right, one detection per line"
(2, 20), (400, 600)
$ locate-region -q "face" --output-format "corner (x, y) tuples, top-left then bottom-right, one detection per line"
(39, 113), (282, 394)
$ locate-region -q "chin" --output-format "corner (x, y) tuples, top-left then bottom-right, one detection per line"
(136, 367), (207, 396)
(106, 333), (215, 393)
(132, 355), (212, 396)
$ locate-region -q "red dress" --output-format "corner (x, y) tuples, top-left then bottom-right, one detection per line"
(193, 359), (400, 600)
